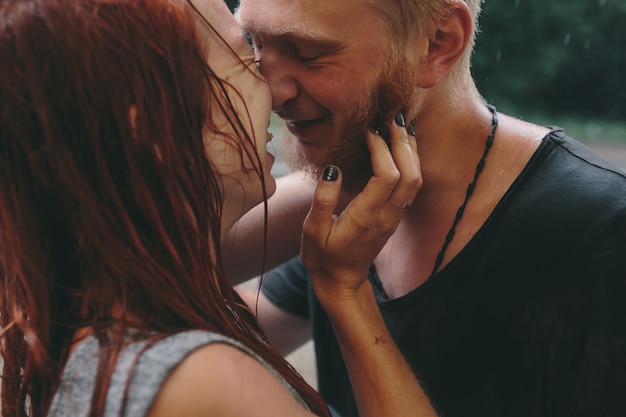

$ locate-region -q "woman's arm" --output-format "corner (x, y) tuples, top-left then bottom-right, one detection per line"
(223, 171), (353, 285)
(301, 120), (438, 417)
(148, 342), (315, 417)
(222, 172), (315, 284)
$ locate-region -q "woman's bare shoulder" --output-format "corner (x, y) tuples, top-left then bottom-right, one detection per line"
(147, 342), (314, 417)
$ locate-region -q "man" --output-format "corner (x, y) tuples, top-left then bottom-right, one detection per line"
(227, 0), (626, 416)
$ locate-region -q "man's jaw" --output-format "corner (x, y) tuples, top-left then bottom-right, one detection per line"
(281, 122), (373, 195)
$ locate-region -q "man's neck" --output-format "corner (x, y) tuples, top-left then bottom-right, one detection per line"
(410, 95), (494, 195)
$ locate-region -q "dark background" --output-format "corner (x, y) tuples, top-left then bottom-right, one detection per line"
(474, 0), (625, 121)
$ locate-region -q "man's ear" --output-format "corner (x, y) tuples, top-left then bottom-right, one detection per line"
(413, 1), (473, 88)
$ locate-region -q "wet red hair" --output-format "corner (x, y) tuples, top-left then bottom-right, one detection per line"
(0, 0), (330, 416)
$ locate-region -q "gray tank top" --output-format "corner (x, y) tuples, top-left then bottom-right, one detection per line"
(47, 330), (310, 416)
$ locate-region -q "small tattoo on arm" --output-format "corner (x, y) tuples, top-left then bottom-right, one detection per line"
(374, 335), (388, 345)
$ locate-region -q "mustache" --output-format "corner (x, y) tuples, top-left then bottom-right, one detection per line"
(276, 105), (329, 122)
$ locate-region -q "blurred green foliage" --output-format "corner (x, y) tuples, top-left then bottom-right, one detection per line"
(474, 0), (626, 121)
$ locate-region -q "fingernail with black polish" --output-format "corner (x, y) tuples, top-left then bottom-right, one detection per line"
(369, 126), (381, 136)
(394, 113), (405, 127)
(322, 165), (339, 182)
(407, 122), (415, 136)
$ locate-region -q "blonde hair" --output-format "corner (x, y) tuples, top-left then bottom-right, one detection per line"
(366, 0), (484, 88)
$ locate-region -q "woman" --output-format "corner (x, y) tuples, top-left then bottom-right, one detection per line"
(0, 0), (431, 416)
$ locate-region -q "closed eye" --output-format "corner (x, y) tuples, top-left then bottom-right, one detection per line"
(244, 31), (254, 49)
(296, 51), (323, 62)
(244, 32), (263, 53)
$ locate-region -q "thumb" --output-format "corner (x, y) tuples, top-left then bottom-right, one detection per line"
(303, 165), (342, 238)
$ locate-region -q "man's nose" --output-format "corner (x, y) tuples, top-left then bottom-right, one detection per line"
(258, 57), (298, 113)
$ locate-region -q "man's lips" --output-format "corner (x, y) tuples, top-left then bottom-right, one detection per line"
(285, 117), (328, 143)
(286, 117), (325, 129)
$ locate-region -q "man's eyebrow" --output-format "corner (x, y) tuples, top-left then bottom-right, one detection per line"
(247, 28), (343, 51)
(239, 19), (335, 43)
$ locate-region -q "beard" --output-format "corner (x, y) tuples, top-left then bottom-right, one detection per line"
(281, 57), (419, 194)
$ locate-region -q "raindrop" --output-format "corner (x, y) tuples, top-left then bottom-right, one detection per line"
(496, 50), (502, 62)
(564, 33), (571, 45)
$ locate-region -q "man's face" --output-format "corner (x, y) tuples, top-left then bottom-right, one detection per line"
(238, 0), (417, 192)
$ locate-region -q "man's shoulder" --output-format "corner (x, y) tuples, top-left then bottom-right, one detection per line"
(522, 129), (626, 204)
(545, 129), (626, 180)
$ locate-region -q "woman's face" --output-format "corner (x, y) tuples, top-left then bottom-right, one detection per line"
(195, 0), (275, 232)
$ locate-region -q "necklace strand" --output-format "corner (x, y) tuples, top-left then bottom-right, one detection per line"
(430, 104), (498, 276)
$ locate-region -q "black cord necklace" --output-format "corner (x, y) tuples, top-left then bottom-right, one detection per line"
(430, 103), (498, 276)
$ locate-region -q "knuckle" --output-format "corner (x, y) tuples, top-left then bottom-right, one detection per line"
(362, 215), (385, 231)
(415, 175), (424, 189)
(382, 169), (401, 189)
(405, 171), (423, 188)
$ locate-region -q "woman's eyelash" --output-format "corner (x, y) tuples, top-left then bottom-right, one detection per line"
(244, 32), (254, 48)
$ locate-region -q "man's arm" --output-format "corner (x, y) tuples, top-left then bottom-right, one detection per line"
(237, 287), (312, 355)
(236, 254), (314, 355)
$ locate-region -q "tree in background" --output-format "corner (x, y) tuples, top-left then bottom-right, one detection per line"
(222, 0), (624, 121)
(474, 0), (625, 121)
